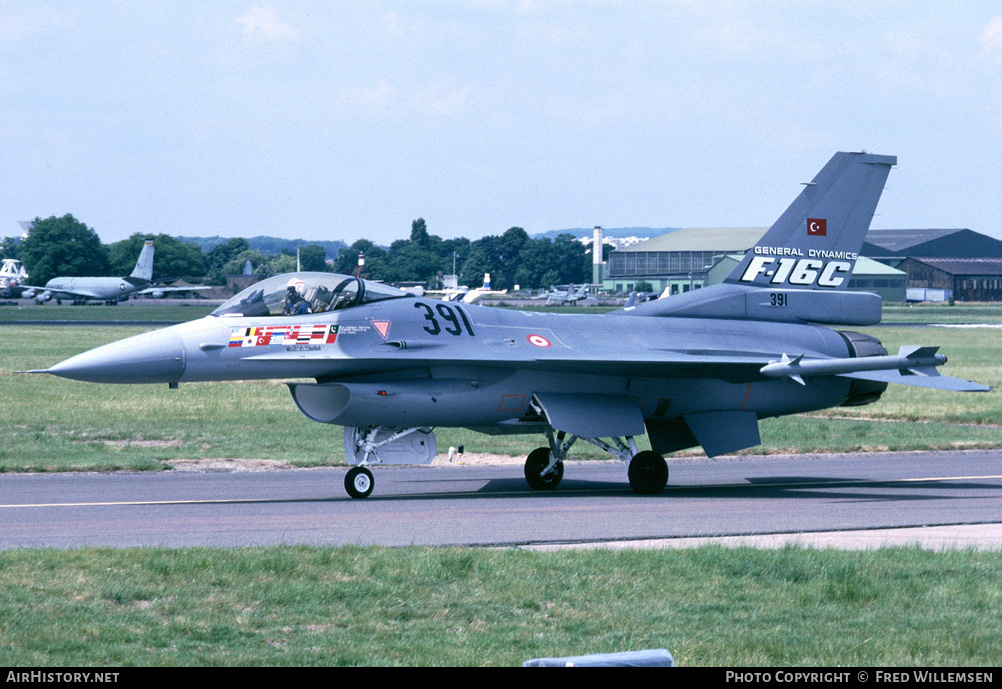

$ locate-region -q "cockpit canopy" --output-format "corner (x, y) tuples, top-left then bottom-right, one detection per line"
(211, 272), (412, 318)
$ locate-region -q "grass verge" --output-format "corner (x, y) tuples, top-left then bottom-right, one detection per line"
(0, 545), (999, 666)
(0, 303), (214, 322)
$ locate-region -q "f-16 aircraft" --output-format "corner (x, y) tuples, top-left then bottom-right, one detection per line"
(19, 241), (210, 304)
(24, 153), (989, 498)
(540, 284), (589, 304)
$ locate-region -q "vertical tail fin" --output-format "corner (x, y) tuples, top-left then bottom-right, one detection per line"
(725, 152), (895, 290)
(130, 240), (155, 281)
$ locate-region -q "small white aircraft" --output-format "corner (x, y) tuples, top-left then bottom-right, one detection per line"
(457, 273), (507, 304)
(1, 258), (29, 293)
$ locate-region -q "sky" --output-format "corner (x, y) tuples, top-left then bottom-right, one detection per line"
(2, 1), (1002, 245)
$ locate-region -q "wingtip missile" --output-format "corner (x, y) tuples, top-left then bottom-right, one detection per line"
(760, 347), (949, 382)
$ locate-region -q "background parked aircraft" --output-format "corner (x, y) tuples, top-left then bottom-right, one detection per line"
(19, 241), (210, 304)
(0, 258), (29, 296)
(541, 284), (589, 304)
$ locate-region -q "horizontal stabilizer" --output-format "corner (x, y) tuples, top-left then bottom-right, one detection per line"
(683, 411), (761, 457)
(837, 370), (991, 392)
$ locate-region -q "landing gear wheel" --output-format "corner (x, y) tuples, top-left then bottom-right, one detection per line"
(345, 466), (374, 499)
(524, 447), (564, 491)
(628, 451), (668, 495)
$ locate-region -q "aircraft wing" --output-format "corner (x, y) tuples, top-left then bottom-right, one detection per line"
(242, 346), (784, 383)
(137, 286), (212, 295)
(19, 284), (106, 300)
(530, 350), (774, 381)
(242, 343), (989, 391)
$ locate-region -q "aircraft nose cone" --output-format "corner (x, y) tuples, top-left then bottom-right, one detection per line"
(47, 328), (186, 384)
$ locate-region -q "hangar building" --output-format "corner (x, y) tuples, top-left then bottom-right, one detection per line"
(862, 229), (1002, 259)
(897, 258), (1002, 302)
(862, 229), (1002, 301)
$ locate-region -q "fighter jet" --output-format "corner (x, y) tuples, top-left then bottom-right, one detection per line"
(23, 153), (990, 498)
(19, 240), (209, 304)
(541, 284), (589, 304)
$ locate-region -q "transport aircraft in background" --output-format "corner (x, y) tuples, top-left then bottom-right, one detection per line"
(19, 241), (209, 304)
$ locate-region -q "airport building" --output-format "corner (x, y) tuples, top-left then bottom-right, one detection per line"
(862, 229), (1002, 301)
(897, 258), (1002, 302)
(862, 229), (1002, 260)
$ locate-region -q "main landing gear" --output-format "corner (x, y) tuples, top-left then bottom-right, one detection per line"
(523, 427), (669, 495)
(523, 446), (564, 490)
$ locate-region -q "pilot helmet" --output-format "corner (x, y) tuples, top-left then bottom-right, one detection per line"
(286, 278), (306, 297)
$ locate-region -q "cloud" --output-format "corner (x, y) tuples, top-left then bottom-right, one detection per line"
(344, 80), (394, 109)
(979, 15), (1002, 64)
(408, 81), (472, 116)
(236, 6), (299, 42)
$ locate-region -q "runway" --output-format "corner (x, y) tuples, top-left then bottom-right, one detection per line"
(3, 450), (1001, 550)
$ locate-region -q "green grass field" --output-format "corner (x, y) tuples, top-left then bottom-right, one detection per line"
(0, 545), (999, 666)
(0, 303), (216, 322)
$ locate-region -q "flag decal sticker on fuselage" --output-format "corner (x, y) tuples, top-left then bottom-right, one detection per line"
(807, 218), (827, 236)
(228, 324), (339, 348)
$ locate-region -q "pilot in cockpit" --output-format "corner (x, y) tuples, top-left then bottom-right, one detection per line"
(283, 278), (313, 316)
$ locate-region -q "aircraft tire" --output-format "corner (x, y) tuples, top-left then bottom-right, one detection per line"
(345, 466), (374, 499)
(524, 447), (563, 491)
(628, 451), (668, 495)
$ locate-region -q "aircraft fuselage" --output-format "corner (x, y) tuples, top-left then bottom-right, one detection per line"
(46, 296), (859, 432)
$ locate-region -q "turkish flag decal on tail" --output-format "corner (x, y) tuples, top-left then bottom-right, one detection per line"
(807, 218), (827, 236)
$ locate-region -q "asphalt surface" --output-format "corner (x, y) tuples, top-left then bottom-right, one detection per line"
(2, 450), (1001, 550)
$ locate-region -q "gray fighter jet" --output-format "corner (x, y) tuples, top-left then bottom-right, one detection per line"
(541, 284), (589, 305)
(20, 240), (210, 304)
(24, 153), (990, 498)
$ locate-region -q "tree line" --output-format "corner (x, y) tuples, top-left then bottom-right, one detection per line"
(333, 219), (597, 290)
(5, 215), (598, 290)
